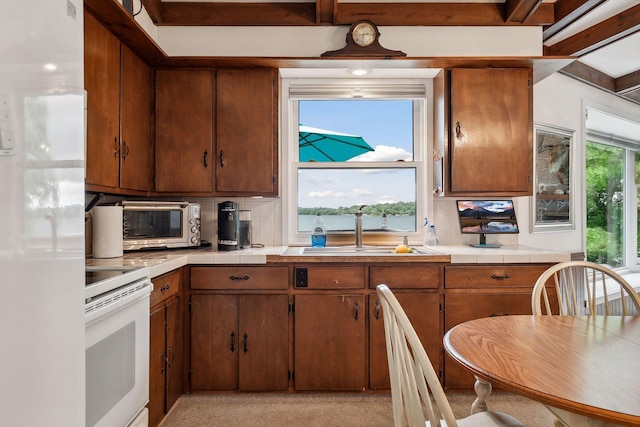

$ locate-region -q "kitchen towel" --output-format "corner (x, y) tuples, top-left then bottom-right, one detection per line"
(92, 206), (123, 258)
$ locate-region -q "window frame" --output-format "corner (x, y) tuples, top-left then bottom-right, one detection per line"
(585, 129), (640, 273)
(281, 77), (432, 247)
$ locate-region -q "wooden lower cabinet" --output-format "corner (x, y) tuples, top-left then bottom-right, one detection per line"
(369, 292), (440, 389)
(190, 294), (289, 391)
(149, 270), (182, 427)
(443, 264), (553, 390)
(294, 294), (366, 390)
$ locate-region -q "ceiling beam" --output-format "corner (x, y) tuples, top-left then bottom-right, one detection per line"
(504, 0), (543, 23)
(616, 69), (640, 95)
(159, 2), (317, 26)
(316, 0), (337, 24)
(543, 0), (605, 41)
(152, 2), (553, 26)
(334, 2), (553, 26)
(545, 3), (640, 56)
(141, 0), (162, 24)
(560, 60), (615, 91)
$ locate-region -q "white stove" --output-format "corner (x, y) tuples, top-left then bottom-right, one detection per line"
(85, 264), (152, 427)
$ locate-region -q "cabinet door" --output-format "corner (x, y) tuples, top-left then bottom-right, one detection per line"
(165, 297), (182, 411)
(120, 45), (152, 192)
(294, 294), (365, 390)
(369, 292), (440, 390)
(148, 306), (166, 427)
(216, 69), (277, 195)
(444, 292), (534, 389)
(238, 295), (289, 391)
(449, 68), (532, 195)
(84, 11), (120, 188)
(155, 70), (214, 192)
(190, 295), (239, 390)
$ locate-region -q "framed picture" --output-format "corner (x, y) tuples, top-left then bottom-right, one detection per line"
(532, 123), (574, 232)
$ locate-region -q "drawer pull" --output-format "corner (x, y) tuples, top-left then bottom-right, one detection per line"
(489, 313), (510, 317)
(491, 274), (511, 280)
(230, 275), (250, 281)
(160, 284), (171, 292)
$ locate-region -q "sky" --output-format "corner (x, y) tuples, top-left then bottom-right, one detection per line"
(298, 99), (417, 209)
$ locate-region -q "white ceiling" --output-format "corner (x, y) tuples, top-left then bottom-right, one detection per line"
(545, 0), (640, 79)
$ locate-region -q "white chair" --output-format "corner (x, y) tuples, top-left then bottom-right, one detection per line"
(376, 284), (523, 427)
(531, 260), (640, 316)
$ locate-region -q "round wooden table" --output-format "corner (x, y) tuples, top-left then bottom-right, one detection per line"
(444, 315), (640, 427)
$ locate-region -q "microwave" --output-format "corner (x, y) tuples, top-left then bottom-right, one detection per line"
(122, 201), (201, 251)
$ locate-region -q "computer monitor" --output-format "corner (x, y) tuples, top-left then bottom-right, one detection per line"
(456, 200), (519, 248)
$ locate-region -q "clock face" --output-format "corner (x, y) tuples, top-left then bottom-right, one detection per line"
(352, 22), (376, 47)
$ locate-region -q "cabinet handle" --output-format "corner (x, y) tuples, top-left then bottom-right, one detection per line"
(160, 351), (166, 373)
(230, 275), (250, 281)
(375, 299), (381, 320)
(167, 347), (174, 367)
(160, 283), (170, 292)
(230, 332), (235, 352)
(243, 333), (248, 354)
(219, 150), (225, 167)
(489, 313), (510, 317)
(491, 274), (511, 280)
(122, 140), (130, 160)
(203, 150), (208, 168)
(113, 137), (119, 158)
(354, 301), (359, 321)
(455, 121), (462, 139)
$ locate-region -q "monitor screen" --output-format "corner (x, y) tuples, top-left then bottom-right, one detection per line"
(456, 200), (519, 247)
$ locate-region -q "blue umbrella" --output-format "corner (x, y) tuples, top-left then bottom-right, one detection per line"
(299, 125), (374, 162)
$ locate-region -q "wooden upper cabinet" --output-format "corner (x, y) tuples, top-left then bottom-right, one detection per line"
(84, 11), (152, 193)
(155, 70), (214, 193)
(84, 11), (120, 189)
(216, 69), (278, 196)
(446, 68), (533, 196)
(120, 45), (152, 192)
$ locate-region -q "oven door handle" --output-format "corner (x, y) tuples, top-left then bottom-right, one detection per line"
(85, 279), (152, 326)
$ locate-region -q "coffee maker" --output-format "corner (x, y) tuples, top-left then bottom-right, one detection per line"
(217, 201), (251, 251)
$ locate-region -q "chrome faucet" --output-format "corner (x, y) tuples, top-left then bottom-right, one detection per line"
(355, 205), (366, 248)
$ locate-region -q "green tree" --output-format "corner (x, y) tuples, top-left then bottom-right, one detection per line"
(585, 142), (623, 266)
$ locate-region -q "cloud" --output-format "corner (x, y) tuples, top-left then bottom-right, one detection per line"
(349, 145), (412, 162)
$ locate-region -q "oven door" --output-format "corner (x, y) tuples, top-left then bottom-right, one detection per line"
(85, 279), (151, 427)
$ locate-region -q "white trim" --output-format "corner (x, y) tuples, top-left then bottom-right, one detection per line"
(281, 77), (430, 246)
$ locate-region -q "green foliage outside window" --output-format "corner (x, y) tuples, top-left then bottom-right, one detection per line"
(585, 142), (624, 267)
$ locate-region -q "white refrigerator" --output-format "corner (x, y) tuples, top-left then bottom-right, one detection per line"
(0, 1), (85, 426)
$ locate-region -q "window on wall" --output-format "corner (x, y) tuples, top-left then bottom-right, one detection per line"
(282, 80), (428, 245)
(585, 109), (640, 271)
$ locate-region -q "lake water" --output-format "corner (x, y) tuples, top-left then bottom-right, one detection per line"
(299, 214), (416, 233)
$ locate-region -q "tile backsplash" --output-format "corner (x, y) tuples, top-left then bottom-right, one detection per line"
(86, 194), (520, 248)
(193, 197), (283, 247)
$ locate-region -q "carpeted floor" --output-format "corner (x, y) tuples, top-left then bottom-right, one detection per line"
(159, 392), (555, 426)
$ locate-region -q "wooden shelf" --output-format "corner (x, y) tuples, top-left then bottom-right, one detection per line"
(537, 194), (569, 200)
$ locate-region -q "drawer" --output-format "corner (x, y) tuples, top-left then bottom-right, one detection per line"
(294, 265), (366, 289)
(150, 269), (181, 307)
(445, 264), (553, 289)
(191, 266), (288, 290)
(369, 265), (440, 289)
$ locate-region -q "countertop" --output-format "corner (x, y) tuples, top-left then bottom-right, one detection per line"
(86, 245), (572, 279)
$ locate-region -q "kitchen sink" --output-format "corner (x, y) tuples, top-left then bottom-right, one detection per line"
(300, 246), (432, 255)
